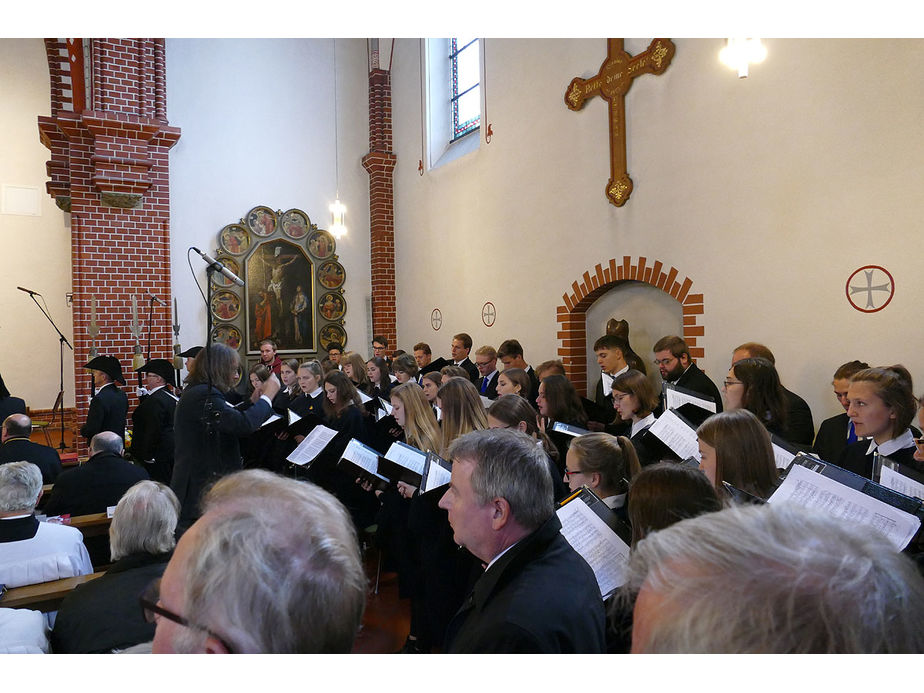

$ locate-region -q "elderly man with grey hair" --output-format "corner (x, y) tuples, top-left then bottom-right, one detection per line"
(626, 502), (924, 653)
(0, 461), (92, 588)
(438, 428), (605, 653)
(148, 469), (366, 653)
(51, 480), (180, 653)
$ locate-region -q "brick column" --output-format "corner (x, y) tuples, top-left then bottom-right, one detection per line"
(361, 68), (397, 349)
(38, 38), (181, 454)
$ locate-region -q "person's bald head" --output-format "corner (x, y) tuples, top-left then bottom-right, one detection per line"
(90, 431), (124, 457)
(2, 414), (32, 442)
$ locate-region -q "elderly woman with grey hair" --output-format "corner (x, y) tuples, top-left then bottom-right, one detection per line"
(50, 480), (180, 653)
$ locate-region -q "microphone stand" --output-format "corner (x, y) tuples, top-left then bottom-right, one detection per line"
(26, 293), (73, 450)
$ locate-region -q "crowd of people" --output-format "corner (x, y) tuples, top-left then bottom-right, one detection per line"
(1, 329), (923, 654)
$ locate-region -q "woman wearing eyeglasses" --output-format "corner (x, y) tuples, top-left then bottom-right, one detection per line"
(722, 357), (792, 444)
(610, 369), (660, 468)
(565, 432), (640, 524)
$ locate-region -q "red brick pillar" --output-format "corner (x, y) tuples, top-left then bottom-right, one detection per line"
(38, 38), (181, 455)
(362, 68), (397, 350)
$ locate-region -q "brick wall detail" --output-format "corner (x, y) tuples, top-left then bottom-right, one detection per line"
(362, 68), (397, 349)
(557, 256), (704, 394)
(38, 38), (180, 454)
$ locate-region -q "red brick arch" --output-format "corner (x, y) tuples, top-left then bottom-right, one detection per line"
(556, 256), (704, 394)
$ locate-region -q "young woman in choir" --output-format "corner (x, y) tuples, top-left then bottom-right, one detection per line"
(537, 374), (588, 470)
(366, 356), (394, 401)
(402, 375), (486, 653)
(722, 357), (790, 442)
(274, 358), (301, 409)
(495, 367), (531, 401)
(839, 365), (920, 478)
(611, 369), (661, 467)
(565, 432), (640, 523)
(289, 360), (325, 419)
(421, 371), (443, 415)
(343, 352), (373, 395)
(440, 365), (470, 385)
(391, 354), (419, 385)
(696, 409), (779, 501)
(487, 394), (567, 501)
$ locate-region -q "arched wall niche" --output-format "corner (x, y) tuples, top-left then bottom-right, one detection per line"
(556, 256), (705, 396)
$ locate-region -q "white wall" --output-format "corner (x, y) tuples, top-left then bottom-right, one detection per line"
(0, 38), (74, 409)
(167, 38), (371, 366)
(390, 38), (924, 425)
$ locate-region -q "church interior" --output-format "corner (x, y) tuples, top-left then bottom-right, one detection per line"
(1, 22), (923, 664)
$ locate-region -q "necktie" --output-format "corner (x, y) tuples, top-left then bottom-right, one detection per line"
(481, 377), (489, 394)
(847, 420), (857, 444)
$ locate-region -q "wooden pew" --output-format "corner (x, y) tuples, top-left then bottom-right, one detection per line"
(0, 572), (105, 612)
(67, 512), (112, 540)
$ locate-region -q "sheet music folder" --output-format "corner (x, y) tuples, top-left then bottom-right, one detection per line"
(662, 382), (717, 417)
(337, 438), (389, 493)
(557, 486), (631, 599)
(376, 441), (428, 487)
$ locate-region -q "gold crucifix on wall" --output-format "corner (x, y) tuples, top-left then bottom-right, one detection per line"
(565, 38), (675, 207)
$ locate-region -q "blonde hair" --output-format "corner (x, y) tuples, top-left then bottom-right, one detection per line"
(437, 377), (488, 456)
(390, 383), (440, 453)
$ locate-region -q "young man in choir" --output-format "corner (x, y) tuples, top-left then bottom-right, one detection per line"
(652, 335), (723, 414)
(626, 503), (924, 653)
(326, 344), (343, 371)
(812, 360), (869, 463)
(438, 429), (606, 653)
(372, 335), (391, 365)
(450, 333), (479, 383)
(258, 339), (283, 377)
(149, 469), (366, 653)
(731, 342), (814, 446)
(497, 339), (540, 405)
(414, 341), (446, 376)
(592, 335), (631, 410)
(474, 345), (500, 399)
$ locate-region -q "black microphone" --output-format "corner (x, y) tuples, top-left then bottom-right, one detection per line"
(17, 286), (40, 295)
(146, 292), (168, 307)
(191, 247), (244, 287)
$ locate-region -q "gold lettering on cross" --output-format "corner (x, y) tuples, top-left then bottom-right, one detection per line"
(564, 38), (675, 207)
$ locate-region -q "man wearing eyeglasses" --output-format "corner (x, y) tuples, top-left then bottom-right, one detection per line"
(147, 469), (366, 653)
(474, 345), (499, 400)
(652, 335), (723, 415)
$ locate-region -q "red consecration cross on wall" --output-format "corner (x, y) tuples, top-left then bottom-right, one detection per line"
(564, 39), (675, 207)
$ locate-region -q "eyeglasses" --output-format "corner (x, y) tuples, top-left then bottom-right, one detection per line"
(653, 357), (676, 367)
(139, 578), (235, 653)
(723, 379), (743, 388)
(475, 361), (493, 368)
(563, 468), (585, 479)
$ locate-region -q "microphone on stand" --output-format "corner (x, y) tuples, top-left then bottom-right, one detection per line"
(17, 286), (40, 295)
(191, 247), (245, 287)
(147, 293), (168, 306)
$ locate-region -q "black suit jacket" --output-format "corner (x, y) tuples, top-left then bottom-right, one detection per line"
(455, 358), (479, 383)
(128, 387), (177, 483)
(80, 384), (128, 442)
(813, 412), (850, 464)
(526, 366), (540, 408)
(171, 384), (274, 527)
(51, 551), (170, 653)
(671, 362), (724, 413)
(478, 372), (499, 400)
(0, 437), (62, 483)
(43, 451), (149, 517)
(444, 514), (606, 653)
(0, 396), (27, 421)
(837, 439), (920, 479)
(420, 357), (448, 376)
(782, 387), (815, 447)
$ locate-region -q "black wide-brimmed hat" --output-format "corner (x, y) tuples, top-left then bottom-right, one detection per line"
(84, 355), (126, 385)
(178, 346), (203, 358)
(135, 358), (177, 388)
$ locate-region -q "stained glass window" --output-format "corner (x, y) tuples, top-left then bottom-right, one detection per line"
(450, 38), (480, 141)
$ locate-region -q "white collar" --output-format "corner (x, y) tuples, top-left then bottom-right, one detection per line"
(94, 382), (113, 395)
(602, 493), (627, 510)
(485, 539), (520, 573)
(865, 429), (915, 457)
(309, 386), (323, 398)
(631, 412), (656, 437)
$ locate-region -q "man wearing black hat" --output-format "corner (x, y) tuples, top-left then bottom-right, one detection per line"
(80, 356), (129, 443)
(129, 359), (179, 484)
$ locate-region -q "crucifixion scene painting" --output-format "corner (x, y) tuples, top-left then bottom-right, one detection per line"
(245, 239), (315, 353)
